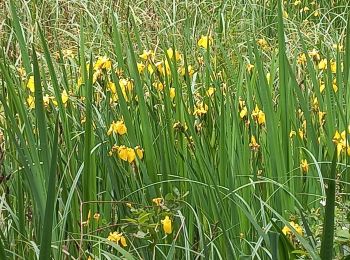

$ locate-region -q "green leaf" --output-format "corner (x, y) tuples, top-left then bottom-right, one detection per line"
(106, 240), (135, 260)
(166, 241), (176, 260)
(320, 150), (338, 259)
(82, 53), (97, 218)
(0, 230), (7, 260)
(39, 115), (59, 260)
(9, 0), (31, 73)
(33, 45), (50, 180)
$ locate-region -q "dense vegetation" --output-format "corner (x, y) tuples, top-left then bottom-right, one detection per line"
(0, 0), (350, 259)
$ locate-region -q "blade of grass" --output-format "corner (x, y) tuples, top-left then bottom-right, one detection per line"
(277, 0), (291, 173)
(126, 19), (158, 186)
(0, 232), (6, 260)
(344, 14), (350, 85)
(33, 46), (50, 181)
(37, 25), (71, 146)
(9, 0), (31, 73)
(111, 14), (126, 72)
(39, 115), (59, 260)
(82, 53), (97, 219)
(320, 150), (337, 259)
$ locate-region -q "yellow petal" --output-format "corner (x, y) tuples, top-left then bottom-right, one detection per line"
(27, 95), (35, 109)
(197, 35), (213, 49)
(115, 120), (127, 135)
(137, 62), (145, 73)
(117, 146), (128, 161)
(152, 197), (163, 206)
(120, 236), (127, 247)
(300, 159), (309, 173)
(108, 82), (117, 94)
(27, 76), (35, 93)
(331, 61), (336, 73)
(161, 216), (172, 234)
(258, 111), (266, 125)
(126, 148), (136, 163)
(282, 225), (291, 235)
(206, 87), (215, 97)
(61, 90), (69, 104)
(135, 146), (144, 160)
(43, 94), (50, 108)
(170, 88), (175, 100)
(318, 59), (327, 70)
(240, 107), (248, 119)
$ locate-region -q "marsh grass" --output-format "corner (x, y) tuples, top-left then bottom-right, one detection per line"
(0, 0), (349, 259)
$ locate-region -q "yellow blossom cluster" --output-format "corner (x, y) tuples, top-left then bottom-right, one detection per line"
(239, 98), (248, 119)
(107, 78), (134, 102)
(193, 102), (208, 117)
(150, 197), (173, 234)
(257, 38), (269, 50)
(107, 232), (127, 247)
(297, 50), (338, 74)
(282, 221), (303, 236)
(239, 99), (266, 127)
(251, 105), (266, 126)
(110, 145), (144, 164)
(333, 129), (350, 157)
(319, 79), (338, 93)
(26, 76), (69, 109)
(138, 47), (195, 79)
(249, 136), (260, 152)
(107, 120), (127, 136)
(197, 35), (213, 49)
(94, 56), (112, 71)
(152, 197), (163, 206)
(180, 65), (194, 77)
(82, 210), (101, 226)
